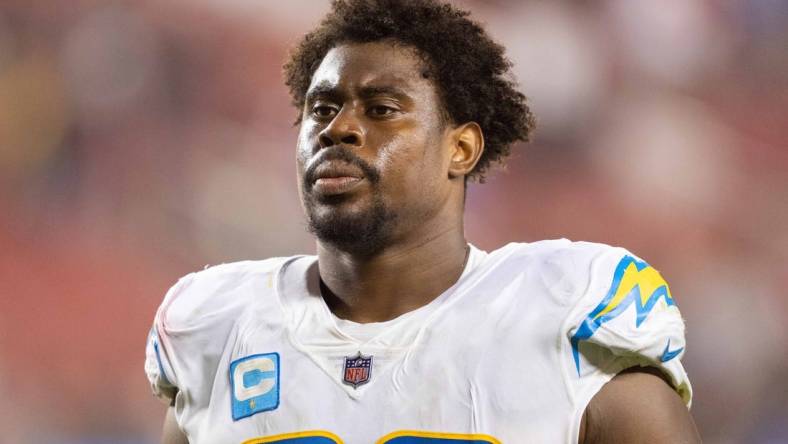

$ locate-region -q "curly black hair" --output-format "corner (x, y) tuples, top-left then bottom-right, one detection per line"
(283, 0), (535, 181)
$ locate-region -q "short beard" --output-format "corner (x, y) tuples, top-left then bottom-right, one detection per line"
(305, 194), (395, 257)
(302, 145), (394, 257)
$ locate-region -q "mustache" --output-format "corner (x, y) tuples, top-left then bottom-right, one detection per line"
(304, 146), (380, 187)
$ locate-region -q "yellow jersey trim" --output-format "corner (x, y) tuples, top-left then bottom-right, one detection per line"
(243, 430), (344, 444)
(376, 430), (501, 444)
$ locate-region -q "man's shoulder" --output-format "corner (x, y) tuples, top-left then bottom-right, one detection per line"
(476, 239), (641, 308)
(186, 256), (293, 284)
(486, 239), (628, 277)
(158, 255), (301, 332)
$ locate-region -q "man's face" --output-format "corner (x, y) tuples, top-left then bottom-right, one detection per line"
(296, 41), (453, 255)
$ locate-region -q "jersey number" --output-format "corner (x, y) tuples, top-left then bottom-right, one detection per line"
(243, 430), (501, 444)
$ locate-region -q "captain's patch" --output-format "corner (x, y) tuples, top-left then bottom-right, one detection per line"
(230, 353), (280, 420)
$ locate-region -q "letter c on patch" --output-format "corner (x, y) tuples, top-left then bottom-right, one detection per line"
(230, 353), (280, 420)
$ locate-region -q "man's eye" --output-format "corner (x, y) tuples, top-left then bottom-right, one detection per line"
(312, 105), (337, 118)
(369, 105), (397, 117)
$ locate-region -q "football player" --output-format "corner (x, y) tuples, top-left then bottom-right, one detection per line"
(145, 0), (700, 442)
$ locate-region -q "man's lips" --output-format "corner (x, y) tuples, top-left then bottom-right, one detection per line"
(310, 161), (365, 195)
(313, 176), (364, 195)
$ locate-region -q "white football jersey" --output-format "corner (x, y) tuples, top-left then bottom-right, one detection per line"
(145, 240), (692, 444)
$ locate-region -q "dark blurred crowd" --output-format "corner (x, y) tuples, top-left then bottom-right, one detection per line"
(0, 1), (786, 443)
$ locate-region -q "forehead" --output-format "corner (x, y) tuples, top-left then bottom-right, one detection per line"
(307, 41), (431, 96)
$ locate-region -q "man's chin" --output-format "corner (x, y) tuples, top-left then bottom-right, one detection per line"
(306, 206), (393, 256)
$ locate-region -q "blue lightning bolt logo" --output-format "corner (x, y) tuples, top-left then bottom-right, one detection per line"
(570, 255), (676, 374)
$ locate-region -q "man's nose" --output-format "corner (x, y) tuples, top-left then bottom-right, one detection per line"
(318, 107), (364, 149)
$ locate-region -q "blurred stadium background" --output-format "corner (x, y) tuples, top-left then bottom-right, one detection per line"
(1, 0), (786, 442)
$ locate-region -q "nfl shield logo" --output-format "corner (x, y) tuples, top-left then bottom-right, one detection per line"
(343, 352), (373, 388)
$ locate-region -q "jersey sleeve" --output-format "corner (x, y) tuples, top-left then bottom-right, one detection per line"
(143, 258), (286, 414)
(563, 245), (692, 408)
(144, 273), (195, 404)
(143, 268), (248, 407)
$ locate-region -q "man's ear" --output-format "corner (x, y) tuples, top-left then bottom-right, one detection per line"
(448, 122), (484, 179)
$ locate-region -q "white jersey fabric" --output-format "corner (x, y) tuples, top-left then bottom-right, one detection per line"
(145, 240), (692, 444)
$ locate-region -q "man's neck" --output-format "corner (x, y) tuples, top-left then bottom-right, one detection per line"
(316, 222), (469, 323)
